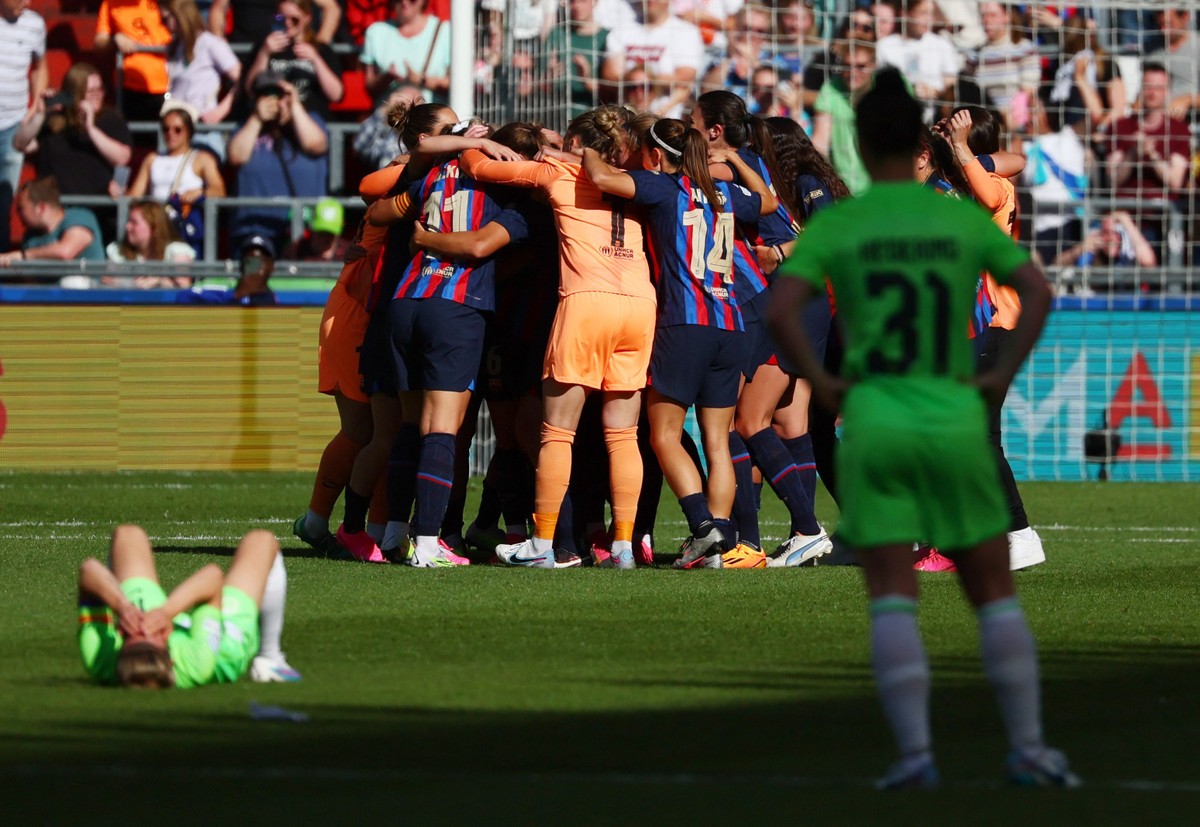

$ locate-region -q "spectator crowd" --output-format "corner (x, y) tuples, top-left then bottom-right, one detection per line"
(0, 0), (1197, 286)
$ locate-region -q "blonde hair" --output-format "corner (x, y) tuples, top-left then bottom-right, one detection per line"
(116, 642), (176, 689)
(565, 105), (630, 164)
(164, 0), (205, 62)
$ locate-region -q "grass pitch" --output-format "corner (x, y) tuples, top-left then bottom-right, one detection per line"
(0, 472), (1197, 824)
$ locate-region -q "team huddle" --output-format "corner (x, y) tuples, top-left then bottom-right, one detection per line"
(298, 89), (853, 573)
(76, 71), (1080, 790)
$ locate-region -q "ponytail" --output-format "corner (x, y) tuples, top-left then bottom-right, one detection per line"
(680, 129), (722, 211)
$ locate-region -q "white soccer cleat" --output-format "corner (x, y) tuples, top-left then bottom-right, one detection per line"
(1008, 527), (1046, 571)
(767, 530), (834, 567)
(250, 654), (302, 683)
(495, 538), (554, 568)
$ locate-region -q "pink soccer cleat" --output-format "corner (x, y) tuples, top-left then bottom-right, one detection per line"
(912, 544), (957, 572)
(438, 538), (471, 566)
(336, 525), (386, 564)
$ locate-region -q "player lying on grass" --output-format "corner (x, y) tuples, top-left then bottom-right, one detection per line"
(768, 69), (1077, 789)
(77, 525), (301, 688)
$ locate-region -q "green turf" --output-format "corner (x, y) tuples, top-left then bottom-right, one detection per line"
(0, 472), (1197, 823)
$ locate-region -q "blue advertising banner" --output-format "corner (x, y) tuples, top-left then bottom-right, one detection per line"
(1005, 306), (1197, 481)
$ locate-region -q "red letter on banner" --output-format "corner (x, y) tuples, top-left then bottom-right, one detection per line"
(1107, 352), (1171, 459)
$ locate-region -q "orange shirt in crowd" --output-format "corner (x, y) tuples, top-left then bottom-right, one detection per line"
(97, 0), (173, 94)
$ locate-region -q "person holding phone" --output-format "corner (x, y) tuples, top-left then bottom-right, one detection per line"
(243, 0), (343, 120)
(227, 71), (329, 259)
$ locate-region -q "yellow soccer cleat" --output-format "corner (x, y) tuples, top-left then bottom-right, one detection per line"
(721, 543), (767, 569)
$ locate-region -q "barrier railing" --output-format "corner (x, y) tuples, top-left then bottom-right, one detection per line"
(60, 194), (367, 261)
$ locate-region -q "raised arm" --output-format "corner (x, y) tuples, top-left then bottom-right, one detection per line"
(313, 0), (341, 44)
(989, 150), (1027, 179)
(460, 148), (556, 190)
(287, 93), (328, 156)
(581, 147), (635, 198)
(78, 558), (143, 639)
(161, 564), (224, 617)
(944, 111), (1005, 210)
(140, 563), (224, 642)
(711, 148), (779, 215)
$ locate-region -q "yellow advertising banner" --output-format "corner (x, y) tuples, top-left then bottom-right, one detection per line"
(0, 306), (340, 471)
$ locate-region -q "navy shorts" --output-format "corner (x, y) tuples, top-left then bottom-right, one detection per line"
(359, 296), (398, 396)
(740, 305), (776, 380)
(649, 324), (749, 409)
(776, 290), (832, 377)
(388, 297), (486, 393)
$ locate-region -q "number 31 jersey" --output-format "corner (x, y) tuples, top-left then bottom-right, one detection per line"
(780, 182), (1030, 385)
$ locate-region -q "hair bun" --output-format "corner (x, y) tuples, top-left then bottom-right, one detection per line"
(870, 67), (909, 96)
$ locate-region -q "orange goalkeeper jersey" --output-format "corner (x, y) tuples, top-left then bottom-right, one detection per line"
(459, 151), (655, 303)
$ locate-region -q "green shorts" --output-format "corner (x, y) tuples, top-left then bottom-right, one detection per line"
(836, 382), (1009, 551)
(213, 585), (259, 684)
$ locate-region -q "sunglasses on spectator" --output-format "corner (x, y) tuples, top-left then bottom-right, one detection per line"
(161, 124), (187, 134)
(851, 20), (875, 30)
(276, 14), (303, 24)
(752, 85), (776, 94)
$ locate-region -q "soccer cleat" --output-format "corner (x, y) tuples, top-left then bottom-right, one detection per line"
(495, 538), (555, 569)
(335, 525), (386, 564)
(589, 530), (612, 567)
(407, 547), (461, 568)
(875, 757), (941, 791)
(250, 653), (303, 683)
(635, 534), (655, 567)
(1006, 747), (1081, 788)
(381, 532), (414, 564)
(602, 546), (635, 569)
(1008, 527), (1046, 571)
(672, 526), (725, 569)
(553, 548), (582, 568)
(913, 544), (957, 572)
(438, 538), (471, 566)
(721, 543), (767, 569)
(766, 531), (833, 567)
(292, 516), (350, 560)
(465, 521), (508, 554)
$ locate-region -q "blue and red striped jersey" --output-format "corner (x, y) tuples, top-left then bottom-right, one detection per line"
(392, 159), (503, 310)
(724, 147), (794, 312)
(629, 170), (761, 331)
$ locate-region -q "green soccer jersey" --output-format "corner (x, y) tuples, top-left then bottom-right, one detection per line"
(780, 181), (1030, 387)
(78, 578), (223, 689)
(780, 181), (1029, 548)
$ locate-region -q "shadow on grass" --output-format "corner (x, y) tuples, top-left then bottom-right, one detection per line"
(155, 544), (332, 561)
(1, 644), (1197, 822)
